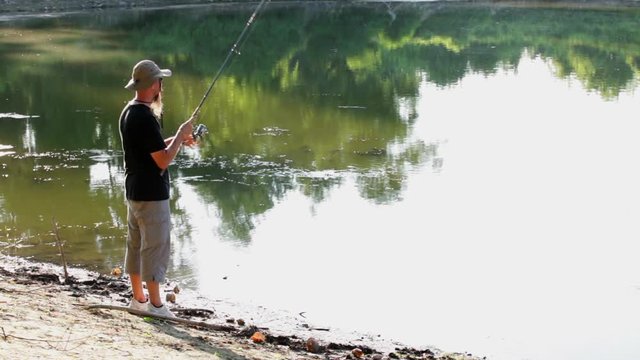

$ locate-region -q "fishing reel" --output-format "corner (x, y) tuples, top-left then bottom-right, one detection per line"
(192, 123), (209, 141)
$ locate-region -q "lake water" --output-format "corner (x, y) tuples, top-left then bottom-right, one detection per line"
(1, 2), (639, 359)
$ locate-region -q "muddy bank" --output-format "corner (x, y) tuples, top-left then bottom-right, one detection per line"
(0, 255), (483, 360)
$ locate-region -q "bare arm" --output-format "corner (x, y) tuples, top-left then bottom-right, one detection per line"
(151, 116), (195, 170)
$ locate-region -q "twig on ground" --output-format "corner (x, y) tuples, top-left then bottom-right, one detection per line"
(63, 328), (71, 351)
(51, 218), (68, 282)
(1, 330), (94, 345)
(87, 304), (236, 333)
(172, 308), (215, 315)
(0, 284), (55, 294)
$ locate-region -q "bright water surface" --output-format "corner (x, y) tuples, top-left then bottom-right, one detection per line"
(1, 3), (640, 359)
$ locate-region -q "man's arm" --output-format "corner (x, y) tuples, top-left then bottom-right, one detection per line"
(151, 117), (194, 170)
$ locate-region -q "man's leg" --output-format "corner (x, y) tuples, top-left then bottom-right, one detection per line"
(126, 201), (147, 303)
(139, 200), (171, 308)
(147, 280), (162, 307)
(130, 273), (147, 303)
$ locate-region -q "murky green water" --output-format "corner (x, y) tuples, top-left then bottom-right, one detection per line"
(1, 3), (640, 359)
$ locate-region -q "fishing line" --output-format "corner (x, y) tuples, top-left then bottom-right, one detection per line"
(191, 0), (271, 139)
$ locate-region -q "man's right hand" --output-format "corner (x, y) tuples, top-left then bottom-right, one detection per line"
(178, 118), (194, 144)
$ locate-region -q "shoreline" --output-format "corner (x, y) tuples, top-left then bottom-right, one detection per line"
(0, 254), (483, 359)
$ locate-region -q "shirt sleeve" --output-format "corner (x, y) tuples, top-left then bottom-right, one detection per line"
(139, 113), (167, 154)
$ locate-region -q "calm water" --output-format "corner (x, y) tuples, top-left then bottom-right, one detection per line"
(1, 2), (640, 359)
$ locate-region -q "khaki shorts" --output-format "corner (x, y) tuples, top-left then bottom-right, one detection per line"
(124, 200), (171, 283)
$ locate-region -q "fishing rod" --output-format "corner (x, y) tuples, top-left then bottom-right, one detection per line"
(191, 0), (271, 140)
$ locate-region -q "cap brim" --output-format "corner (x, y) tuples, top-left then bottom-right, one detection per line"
(124, 79), (136, 90)
(159, 69), (172, 77)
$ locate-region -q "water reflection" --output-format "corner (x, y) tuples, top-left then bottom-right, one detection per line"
(21, 118), (37, 152)
(0, 0), (637, 266)
(0, 3), (639, 359)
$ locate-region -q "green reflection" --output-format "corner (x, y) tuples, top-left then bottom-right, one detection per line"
(0, 151), (125, 270)
(0, 3), (639, 269)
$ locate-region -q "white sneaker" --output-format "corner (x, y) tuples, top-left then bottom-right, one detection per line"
(146, 302), (176, 319)
(128, 298), (148, 312)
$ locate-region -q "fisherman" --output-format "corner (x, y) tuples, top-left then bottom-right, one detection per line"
(119, 59), (196, 317)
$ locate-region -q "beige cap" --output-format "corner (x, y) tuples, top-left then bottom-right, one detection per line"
(124, 60), (172, 91)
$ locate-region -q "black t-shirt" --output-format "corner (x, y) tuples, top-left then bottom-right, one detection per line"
(119, 103), (170, 201)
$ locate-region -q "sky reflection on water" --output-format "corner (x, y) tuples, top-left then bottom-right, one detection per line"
(158, 55), (640, 360)
(1, 3), (640, 360)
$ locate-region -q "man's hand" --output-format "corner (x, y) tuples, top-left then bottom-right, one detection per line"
(152, 113), (199, 169)
(177, 116), (195, 145)
(182, 136), (197, 147)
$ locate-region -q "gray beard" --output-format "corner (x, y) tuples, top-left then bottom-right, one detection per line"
(150, 93), (163, 120)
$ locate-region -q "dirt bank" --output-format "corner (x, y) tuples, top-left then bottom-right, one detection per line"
(0, 255), (482, 360)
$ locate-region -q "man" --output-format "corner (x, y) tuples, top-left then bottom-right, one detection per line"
(119, 59), (196, 317)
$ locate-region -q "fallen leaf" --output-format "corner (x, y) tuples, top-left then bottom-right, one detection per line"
(250, 331), (266, 343)
(111, 267), (122, 277)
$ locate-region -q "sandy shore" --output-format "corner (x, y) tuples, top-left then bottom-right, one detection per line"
(0, 255), (482, 360)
